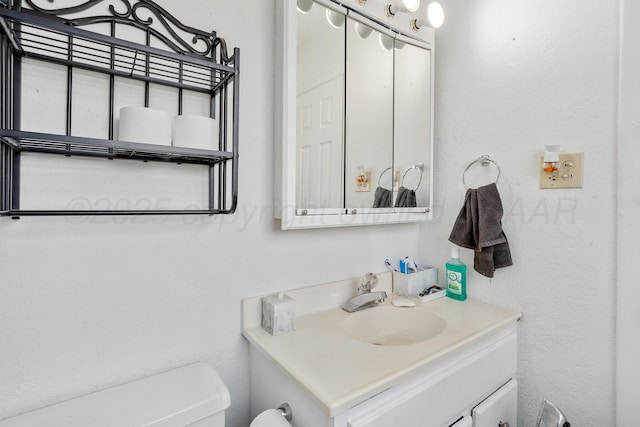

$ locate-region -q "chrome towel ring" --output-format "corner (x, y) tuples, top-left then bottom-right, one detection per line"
(462, 155), (501, 189)
(378, 167), (392, 187)
(401, 163), (424, 191)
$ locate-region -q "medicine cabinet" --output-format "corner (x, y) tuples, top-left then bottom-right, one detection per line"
(0, 0), (239, 218)
(275, 0), (434, 229)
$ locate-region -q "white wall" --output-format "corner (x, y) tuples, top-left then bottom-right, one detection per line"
(1, 1), (628, 426)
(0, 2), (421, 426)
(616, 0), (640, 424)
(422, 0), (618, 425)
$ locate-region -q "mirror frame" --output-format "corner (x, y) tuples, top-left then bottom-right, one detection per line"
(275, 0), (435, 229)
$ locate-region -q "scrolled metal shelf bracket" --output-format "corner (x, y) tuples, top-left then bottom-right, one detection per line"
(22, 0), (234, 63)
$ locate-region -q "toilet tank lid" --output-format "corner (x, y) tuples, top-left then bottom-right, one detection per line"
(0, 362), (231, 427)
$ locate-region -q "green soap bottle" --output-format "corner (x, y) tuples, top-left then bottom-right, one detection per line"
(446, 247), (467, 301)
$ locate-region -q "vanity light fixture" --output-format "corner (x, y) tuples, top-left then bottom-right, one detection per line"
(296, 0), (313, 14)
(410, 1), (444, 30)
(385, 0), (421, 18)
(326, 9), (345, 28)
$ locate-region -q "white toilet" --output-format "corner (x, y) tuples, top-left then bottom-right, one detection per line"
(0, 362), (283, 427)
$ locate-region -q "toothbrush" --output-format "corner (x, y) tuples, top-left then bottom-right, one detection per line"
(384, 259), (399, 272)
(403, 256), (418, 273)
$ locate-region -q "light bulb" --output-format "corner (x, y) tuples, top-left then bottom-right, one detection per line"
(386, 0), (421, 17)
(400, 0), (420, 12)
(410, 1), (444, 31)
(427, 2), (444, 28)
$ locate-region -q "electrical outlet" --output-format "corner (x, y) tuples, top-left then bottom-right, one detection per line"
(540, 152), (583, 189)
(356, 171), (371, 192)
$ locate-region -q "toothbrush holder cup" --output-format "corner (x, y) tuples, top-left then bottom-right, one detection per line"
(393, 268), (438, 296)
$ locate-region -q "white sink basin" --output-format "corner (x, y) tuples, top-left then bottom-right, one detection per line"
(342, 306), (446, 346)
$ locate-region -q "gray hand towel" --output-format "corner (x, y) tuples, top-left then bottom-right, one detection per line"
(373, 186), (392, 208)
(448, 183), (512, 278)
(394, 186), (417, 208)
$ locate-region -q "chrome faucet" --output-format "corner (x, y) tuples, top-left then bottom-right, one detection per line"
(341, 273), (387, 313)
(341, 291), (388, 312)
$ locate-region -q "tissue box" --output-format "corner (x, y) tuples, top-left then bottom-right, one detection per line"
(261, 293), (296, 335)
(393, 268), (438, 296)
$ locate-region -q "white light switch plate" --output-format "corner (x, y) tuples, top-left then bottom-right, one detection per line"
(540, 152), (583, 189)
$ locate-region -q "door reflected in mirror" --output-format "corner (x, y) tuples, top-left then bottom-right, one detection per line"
(296, 1), (345, 210)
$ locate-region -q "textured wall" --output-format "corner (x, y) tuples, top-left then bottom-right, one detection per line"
(616, 0), (640, 424)
(421, 0), (618, 425)
(0, 1), (421, 426)
(0, 1), (625, 426)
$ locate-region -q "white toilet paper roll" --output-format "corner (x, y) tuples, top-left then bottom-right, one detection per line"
(118, 106), (172, 146)
(249, 409), (292, 427)
(173, 114), (219, 150)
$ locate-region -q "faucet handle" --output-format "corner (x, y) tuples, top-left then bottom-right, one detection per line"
(357, 273), (379, 294)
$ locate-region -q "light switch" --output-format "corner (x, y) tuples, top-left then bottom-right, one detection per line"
(540, 152), (583, 189)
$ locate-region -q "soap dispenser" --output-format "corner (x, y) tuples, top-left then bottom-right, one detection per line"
(446, 247), (467, 301)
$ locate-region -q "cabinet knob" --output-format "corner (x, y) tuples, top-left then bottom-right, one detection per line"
(351, 209), (357, 214)
(498, 422), (509, 427)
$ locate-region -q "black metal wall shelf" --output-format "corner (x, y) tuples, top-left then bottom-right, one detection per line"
(1, 129), (234, 165)
(0, 0), (240, 218)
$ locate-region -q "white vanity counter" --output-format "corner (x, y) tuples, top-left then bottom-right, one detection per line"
(242, 274), (521, 419)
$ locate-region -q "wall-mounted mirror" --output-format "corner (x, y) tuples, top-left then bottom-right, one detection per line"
(393, 34), (433, 210)
(344, 16), (394, 211)
(275, 0), (434, 229)
(295, 0), (345, 212)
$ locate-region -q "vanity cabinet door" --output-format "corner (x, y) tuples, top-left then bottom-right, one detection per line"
(471, 379), (517, 427)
